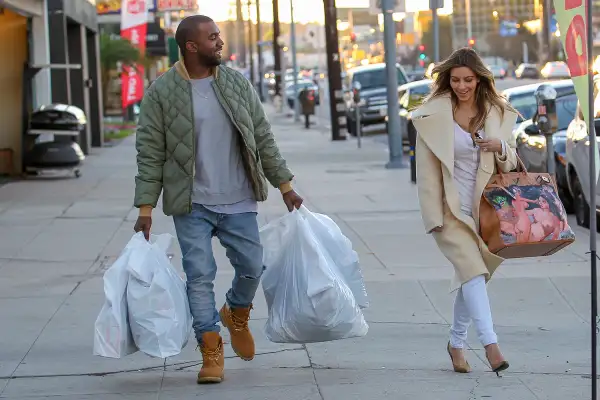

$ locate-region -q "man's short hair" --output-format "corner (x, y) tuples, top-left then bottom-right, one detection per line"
(175, 15), (214, 54)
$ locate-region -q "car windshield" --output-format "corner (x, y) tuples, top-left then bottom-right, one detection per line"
(556, 95), (578, 131)
(508, 93), (537, 123)
(353, 68), (407, 90)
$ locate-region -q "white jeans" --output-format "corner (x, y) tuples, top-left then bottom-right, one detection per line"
(449, 274), (498, 348)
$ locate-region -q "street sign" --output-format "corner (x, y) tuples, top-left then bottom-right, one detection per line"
(368, 0), (405, 15)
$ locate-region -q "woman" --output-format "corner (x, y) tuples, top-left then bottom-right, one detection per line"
(412, 48), (519, 375)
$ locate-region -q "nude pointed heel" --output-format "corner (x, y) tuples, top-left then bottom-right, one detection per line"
(447, 342), (471, 373)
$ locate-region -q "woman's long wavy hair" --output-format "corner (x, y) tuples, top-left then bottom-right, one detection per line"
(423, 47), (517, 136)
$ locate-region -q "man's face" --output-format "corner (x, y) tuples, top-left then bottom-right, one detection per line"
(185, 21), (224, 67)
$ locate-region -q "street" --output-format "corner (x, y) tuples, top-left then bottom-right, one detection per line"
(0, 104), (597, 399)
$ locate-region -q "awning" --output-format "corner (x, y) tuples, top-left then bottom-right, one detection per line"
(0, 0), (43, 17)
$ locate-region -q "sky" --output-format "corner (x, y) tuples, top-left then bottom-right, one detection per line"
(196, 0), (432, 24)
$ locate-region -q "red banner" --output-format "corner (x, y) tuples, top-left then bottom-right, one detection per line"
(120, 0), (148, 110)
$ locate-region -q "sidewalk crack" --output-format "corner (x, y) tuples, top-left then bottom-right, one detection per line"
(303, 344), (325, 400)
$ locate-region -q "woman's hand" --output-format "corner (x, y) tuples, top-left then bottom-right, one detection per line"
(475, 138), (503, 153)
(430, 226), (443, 233)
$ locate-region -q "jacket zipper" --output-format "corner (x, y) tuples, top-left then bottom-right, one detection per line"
(188, 81), (195, 213)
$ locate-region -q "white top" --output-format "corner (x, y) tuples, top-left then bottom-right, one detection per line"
(453, 123), (480, 216)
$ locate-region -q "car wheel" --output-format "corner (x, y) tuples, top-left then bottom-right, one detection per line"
(558, 187), (575, 214)
(572, 174), (591, 228)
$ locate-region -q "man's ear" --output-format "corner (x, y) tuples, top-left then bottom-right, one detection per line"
(185, 41), (198, 53)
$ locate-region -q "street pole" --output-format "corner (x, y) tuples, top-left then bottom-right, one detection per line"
(465, 0), (472, 43)
(256, 0), (264, 101)
(290, 0), (300, 122)
(381, 0), (405, 168)
(247, 0), (255, 86)
(236, 0), (246, 67)
(586, 0), (597, 397)
(430, 0), (441, 62)
(323, 0), (346, 141)
(272, 0), (281, 97)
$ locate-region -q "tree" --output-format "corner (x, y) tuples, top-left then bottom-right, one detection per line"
(99, 33), (141, 113)
(485, 25), (540, 64)
(420, 16), (454, 63)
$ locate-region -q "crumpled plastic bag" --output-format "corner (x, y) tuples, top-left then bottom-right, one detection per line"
(260, 206), (368, 344)
(125, 233), (192, 358)
(93, 232), (192, 359)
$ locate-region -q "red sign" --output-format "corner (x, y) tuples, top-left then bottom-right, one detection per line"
(120, 0), (148, 110)
(157, 0), (197, 11)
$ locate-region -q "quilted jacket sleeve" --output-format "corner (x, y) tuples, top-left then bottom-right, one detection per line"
(249, 84), (295, 187)
(134, 87), (165, 208)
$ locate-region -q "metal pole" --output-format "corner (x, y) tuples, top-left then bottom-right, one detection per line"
(236, 0), (246, 67)
(356, 105), (361, 149)
(545, 133), (555, 176)
(273, 0), (281, 97)
(256, 0), (264, 101)
(466, 0), (472, 42)
(382, 0), (405, 168)
(247, 0), (255, 86)
(431, 3), (440, 62)
(290, 0), (300, 122)
(323, 0), (346, 141)
(587, 0), (597, 396)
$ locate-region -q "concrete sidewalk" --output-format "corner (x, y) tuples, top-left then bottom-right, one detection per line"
(0, 104), (597, 399)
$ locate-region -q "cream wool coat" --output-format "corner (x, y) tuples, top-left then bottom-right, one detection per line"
(412, 94), (518, 292)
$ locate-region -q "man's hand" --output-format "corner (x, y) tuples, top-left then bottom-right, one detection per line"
(134, 216), (152, 241)
(282, 190), (303, 212)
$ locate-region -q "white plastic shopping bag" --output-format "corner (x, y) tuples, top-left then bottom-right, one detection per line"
(125, 233), (192, 358)
(299, 207), (369, 309)
(260, 207), (368, 343)
(93, 236), (140, 358)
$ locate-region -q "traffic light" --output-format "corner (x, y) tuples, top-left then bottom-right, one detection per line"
(468, 38), (476, 47)
(418, 45), (426, 61)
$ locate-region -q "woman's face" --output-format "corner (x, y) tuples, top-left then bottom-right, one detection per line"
(450, 66), (479, 103)
(539, 197), (549, 209)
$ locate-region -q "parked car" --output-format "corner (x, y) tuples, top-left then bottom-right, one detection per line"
(406, 67), (426, 82)
(345, 63), (409, 136)
(513, 92), (579, 212)
(285, 79), (320, 109)
(488, 65), (506, 79)
(384, 79), (432, 143)
(503, 80), (575, 132)
(541, 61), (571, 79)
(515, 63), (540, 79)
(565, 74), (600, 228)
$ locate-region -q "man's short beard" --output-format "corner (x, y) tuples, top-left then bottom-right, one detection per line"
(198, 53), (221, 67)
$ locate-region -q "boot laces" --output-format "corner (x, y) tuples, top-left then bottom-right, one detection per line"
(230, 305), (252, 332)
(200, 343), (222, 362)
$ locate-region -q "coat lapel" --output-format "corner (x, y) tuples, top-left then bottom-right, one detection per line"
(412, 95), (455, 175)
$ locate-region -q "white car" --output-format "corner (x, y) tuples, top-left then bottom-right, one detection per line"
(541, 62), (571, 79)
(488, 65), (506, 79)
(565, 75), (600, 228)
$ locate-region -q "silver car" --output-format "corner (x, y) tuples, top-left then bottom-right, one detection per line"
(565, 75), (600, 228)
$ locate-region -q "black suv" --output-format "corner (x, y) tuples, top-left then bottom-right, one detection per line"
(345, 63), (408, 136)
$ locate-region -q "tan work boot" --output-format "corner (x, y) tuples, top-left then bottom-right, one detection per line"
(197, 332), (224, 384)
(219, 303), (255, 361)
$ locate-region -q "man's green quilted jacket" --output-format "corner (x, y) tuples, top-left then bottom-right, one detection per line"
(134, 61), (294, 216)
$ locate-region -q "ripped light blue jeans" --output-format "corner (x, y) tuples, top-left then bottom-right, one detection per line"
(173, 204), (264, 342)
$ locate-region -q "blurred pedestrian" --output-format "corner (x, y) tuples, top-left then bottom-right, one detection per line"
(412, 47), (519, 375)
(133, 14), (303, 384)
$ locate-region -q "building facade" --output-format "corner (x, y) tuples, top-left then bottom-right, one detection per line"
(0, 0), (51, 175)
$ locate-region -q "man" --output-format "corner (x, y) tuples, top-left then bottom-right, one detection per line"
(133, 15), (303, 384)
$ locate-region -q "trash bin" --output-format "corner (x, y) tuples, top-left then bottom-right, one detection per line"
(24, 103), (86, 178)
(299, 88), (316, 129)
(407, 120), (417, 184)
